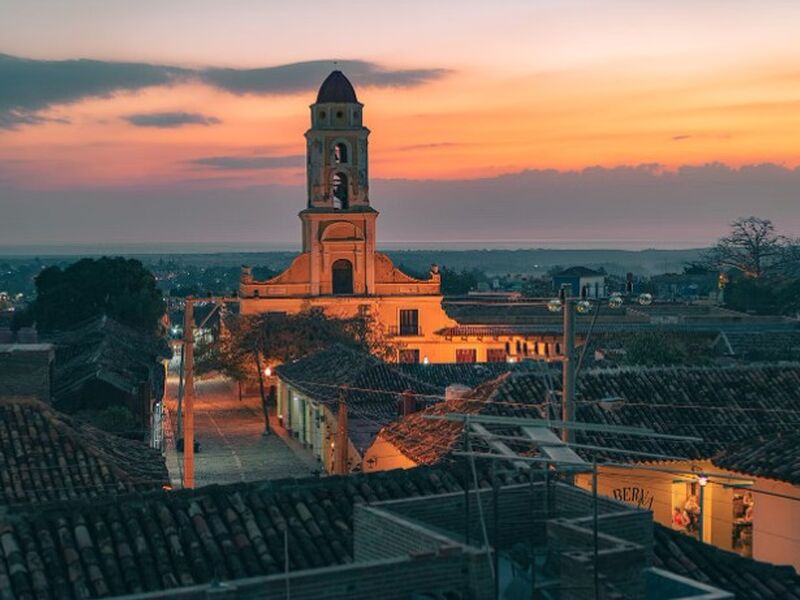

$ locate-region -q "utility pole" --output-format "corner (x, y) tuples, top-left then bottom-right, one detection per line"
(182, 297), (195, 489)
(176, 343), (185, 441)
(561, 288), (576, 445)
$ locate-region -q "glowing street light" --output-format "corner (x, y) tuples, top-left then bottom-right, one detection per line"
(637, 292), (653, 306)
(608, 293), (624, 309)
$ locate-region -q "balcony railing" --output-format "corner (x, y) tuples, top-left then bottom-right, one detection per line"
(388, 325), (423, 337)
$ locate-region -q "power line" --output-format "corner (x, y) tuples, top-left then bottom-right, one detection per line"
(281, 377), (800, 417)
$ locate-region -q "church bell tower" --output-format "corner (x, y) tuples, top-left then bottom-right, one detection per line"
(306, 70), (370, 209)
(301, 71), (378, 296)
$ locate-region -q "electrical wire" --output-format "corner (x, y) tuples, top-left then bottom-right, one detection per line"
(279, 376), (800, 417)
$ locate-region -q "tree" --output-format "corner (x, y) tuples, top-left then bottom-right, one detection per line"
(440, 267), (483, 295)
(521, 277), (552, 298)
(724, 277), (800, 317)
(704, 217), (785, 278)
(28, 257), (165, 333)
(195, 307), (394, 384)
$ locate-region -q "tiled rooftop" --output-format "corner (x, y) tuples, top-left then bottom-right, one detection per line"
(712, 432), (800, 485)
(654, 523), (800, 599)
(1, 464), (796, 600)
(716, 330), (800, 361)
(378, 363), (800, 465)
(0, 467), (472, 599)
(46, 316), (171, 409)
(275, 344), (534, 451)
(442, 300), (645, 326)
(0, 397), (168, 506)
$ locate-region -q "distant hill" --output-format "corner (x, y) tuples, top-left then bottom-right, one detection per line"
(1, 247), (706, 277)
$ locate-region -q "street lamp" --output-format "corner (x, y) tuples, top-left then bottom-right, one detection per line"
(608, 292), (624, 309)
(547, 298), (563, 313)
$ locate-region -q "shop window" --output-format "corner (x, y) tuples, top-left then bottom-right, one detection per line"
(732, 490), (754, 557)
(671, 481), (701, 536)
(399, 349), (420, 364)
(456, 348), (477, 363)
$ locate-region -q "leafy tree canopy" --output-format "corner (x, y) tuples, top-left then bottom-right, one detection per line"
(195, 307), (394, 382)
(440, 266), (484, 295)
(29, 257), (165, 333)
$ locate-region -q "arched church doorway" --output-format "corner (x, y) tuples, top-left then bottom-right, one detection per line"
(332, 259), (354, 295)
(331, 172), (349, 209)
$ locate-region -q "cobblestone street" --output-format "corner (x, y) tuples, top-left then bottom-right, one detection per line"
(163, 372), (319, 488)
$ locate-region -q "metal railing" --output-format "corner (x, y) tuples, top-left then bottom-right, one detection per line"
(388, 325), (423, 337)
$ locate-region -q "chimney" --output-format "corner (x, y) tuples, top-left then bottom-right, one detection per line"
(399, 389), (417, 416)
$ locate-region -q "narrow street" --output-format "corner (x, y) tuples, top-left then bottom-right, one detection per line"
(163, 370), (319, 488)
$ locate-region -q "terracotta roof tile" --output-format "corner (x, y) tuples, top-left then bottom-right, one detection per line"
(1, 465), (796, 599)
(276, 345), (534, 451)
(712, 431), (800, 485)
(654, 523), (800, 599)
(0, 397), (168, 506)
(378, 363), (800, 465)
(0, 467), (483, 599)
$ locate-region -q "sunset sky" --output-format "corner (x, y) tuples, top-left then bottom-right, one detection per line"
(1, 0), (799, 248)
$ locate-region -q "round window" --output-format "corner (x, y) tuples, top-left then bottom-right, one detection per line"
(336, 111), (343, 118)
(319, 111), (327, 119)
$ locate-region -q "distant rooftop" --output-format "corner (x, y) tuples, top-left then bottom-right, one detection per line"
(554, 266), (604, 277)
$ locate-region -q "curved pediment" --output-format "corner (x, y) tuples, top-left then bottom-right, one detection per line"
(375, 252), (432, 284)
(320, 221), (364, 242)
(261, 253), (311, 285)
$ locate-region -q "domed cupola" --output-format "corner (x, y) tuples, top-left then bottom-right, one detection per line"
(316, 70), (358, 103)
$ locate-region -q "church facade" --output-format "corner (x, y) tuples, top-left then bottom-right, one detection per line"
(238, 71), (461, 363)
